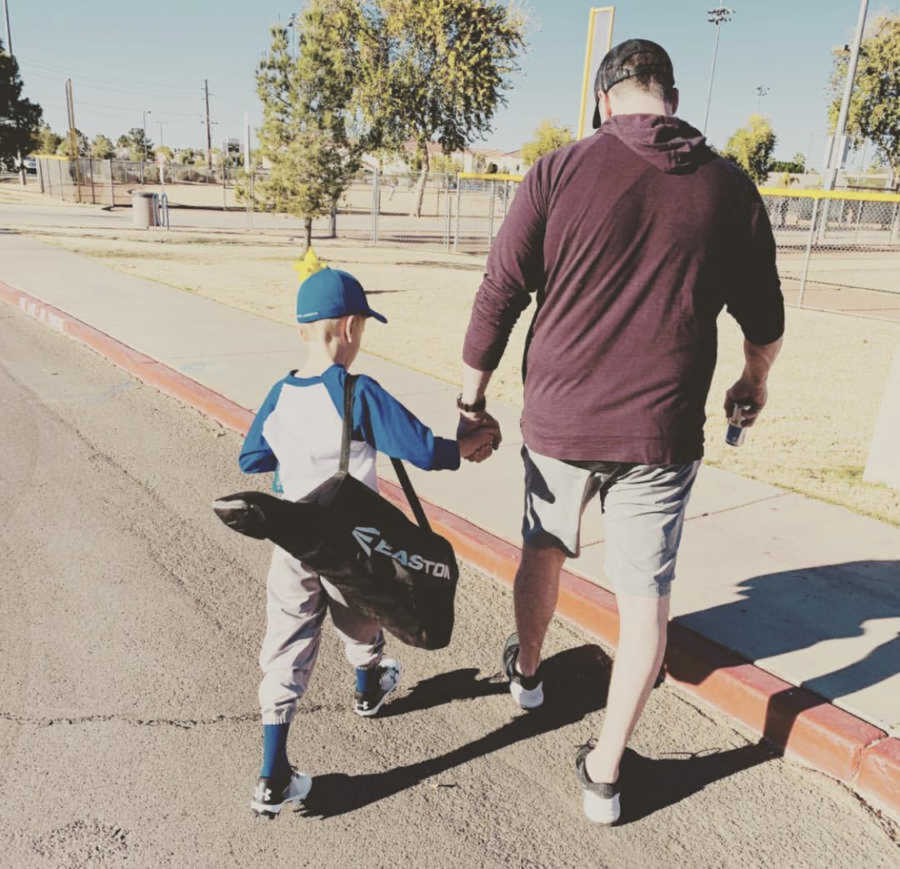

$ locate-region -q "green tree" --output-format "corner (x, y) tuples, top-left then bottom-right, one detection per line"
(521, 120), (574, 167)
(174, 147), (200, 165)
(55, 128), (89, 157)
(828, 15), (900, 172)
(370, 0), (525, 217)
(249, 2), (381, 248)
(122, 127), (153, 161)
(90, 133), (115, 159)
(35, 123), (62, 155)
(154, 145), (174, 162)
(770, 152), (805, 174)
(431, 152), (462, 174)
(723, 114), (776, 184)
(0, 38), (43, 172)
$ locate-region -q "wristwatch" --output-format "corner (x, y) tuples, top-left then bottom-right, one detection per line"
(456, 393), (486, 413)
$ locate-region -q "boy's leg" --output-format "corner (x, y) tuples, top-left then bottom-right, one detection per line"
(258, 546), (327, 726)
(320, 577), (399, 716)
(253, 546), (323, 815)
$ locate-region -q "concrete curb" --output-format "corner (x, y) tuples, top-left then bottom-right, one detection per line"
(3, 280), (897, 823)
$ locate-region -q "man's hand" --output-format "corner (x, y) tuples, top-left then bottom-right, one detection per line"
(724, 337), (782, 427)
(724, 378), (767, 426)
(457, 411), (502, 463)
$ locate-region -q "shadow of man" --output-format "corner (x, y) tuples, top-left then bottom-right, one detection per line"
(300, 644), (611, 818)
(299, 644), (780, 822)
(668, 560), (900, 750)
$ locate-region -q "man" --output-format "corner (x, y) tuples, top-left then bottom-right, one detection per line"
(457, 39), (784, 824)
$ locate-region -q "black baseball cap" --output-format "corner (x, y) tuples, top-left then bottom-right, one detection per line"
(592, 39), (675, 128)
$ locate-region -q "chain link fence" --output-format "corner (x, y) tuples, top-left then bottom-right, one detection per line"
(35, 155), (227, 208)
(757, 187), (900, 313)
(30, 159), (899, 312)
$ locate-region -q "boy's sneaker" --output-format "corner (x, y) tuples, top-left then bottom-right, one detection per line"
(502, 633), (544, 710)
(354, 658), (400, 717)
(250, 768), (312, 818)
(575, 742), (621, 825)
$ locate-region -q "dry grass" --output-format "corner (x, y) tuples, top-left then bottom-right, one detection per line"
(26, 225), (900, 526)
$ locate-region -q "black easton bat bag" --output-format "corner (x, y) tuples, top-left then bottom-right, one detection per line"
(213, 374), (458, 650)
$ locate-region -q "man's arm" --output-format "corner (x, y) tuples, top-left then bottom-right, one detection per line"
(724, 337), (783, 426)
(459, 162), (549, 460)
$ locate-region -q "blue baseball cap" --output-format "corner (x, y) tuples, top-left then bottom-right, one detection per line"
(296, 267), (387, 324)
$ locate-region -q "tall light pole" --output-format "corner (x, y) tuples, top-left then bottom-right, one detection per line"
(824, 0), (868, 190)
(702, 7), (734, 137)
(756, 85), (769, 114)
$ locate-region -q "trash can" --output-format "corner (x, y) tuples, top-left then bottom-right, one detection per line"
(132, 191), (158, 228)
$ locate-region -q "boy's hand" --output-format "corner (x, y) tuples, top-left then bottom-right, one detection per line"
(458, 412), (501, 463)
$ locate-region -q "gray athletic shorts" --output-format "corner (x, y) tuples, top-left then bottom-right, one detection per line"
(521, 445), (700, 597)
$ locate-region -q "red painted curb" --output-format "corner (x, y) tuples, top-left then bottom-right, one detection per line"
(4, 280), (898, 822)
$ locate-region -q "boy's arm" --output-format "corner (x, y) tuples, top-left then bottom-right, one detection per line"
(353, 375), (460, 471)
(238, 382), (282, 473)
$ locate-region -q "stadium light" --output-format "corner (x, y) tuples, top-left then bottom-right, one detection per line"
(702, 7), (735, 137)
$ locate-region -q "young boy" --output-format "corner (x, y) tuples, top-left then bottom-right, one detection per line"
(238, 264), (496, 818)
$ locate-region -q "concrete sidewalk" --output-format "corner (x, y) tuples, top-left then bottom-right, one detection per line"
(2, 232), (898, 745)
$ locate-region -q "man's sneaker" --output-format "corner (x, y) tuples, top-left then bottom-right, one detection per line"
(575, 742), (621, 825)
(250, 768), (312, 818)
(502, 633), (544, 710)
(354, 658), (401, 717)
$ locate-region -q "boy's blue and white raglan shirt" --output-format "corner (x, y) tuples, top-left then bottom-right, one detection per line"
(239, 364), (460, 499)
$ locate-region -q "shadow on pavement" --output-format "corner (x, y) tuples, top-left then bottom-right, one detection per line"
(300, 643), (611, 818)
(377, 667), (508, 718)
(299, 644), (780, 822)
(619, 743), (779, 823)
(669, 560), (900, 750)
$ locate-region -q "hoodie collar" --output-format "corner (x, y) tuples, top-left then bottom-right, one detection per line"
(599, 114), (711, 174)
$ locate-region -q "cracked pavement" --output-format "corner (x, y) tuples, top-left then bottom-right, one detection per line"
(1, 304), (897, 867)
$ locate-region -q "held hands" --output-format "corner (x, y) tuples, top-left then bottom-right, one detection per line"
(724, 376), (767, 426)
(457, 411), (502, 463)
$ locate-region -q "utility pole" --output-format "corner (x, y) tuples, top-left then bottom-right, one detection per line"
(3, 0), (25, 185)
(203, 79), (213, 171)
(702, 7), (734, 137)
(824, 0), (868, 190)
(65, 78), (81, 202)
(141, 109), (151, 184)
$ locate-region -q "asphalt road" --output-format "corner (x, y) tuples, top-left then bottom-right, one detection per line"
(0, 304), (896, 868)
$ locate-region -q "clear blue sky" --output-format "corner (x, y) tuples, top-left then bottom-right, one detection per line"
(8, 1), (899, 167)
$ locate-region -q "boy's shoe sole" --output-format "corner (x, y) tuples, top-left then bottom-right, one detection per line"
(354, 658), (401, 718)
(575, 743), (620, 825)
(251, 769), (313, 818)
(502, 633), (544, 710)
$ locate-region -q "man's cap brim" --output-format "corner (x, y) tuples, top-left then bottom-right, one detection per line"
(367, 308), (388, 323)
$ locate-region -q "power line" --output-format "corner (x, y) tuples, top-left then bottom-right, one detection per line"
(21, 58), (200, 94)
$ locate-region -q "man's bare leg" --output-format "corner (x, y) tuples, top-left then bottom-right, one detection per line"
(585, 592), (670, 783)
(513, 542), (567, 677)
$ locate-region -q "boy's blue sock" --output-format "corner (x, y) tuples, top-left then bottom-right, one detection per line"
(356, 666), (378, 694)
(261, 722), (290, 779)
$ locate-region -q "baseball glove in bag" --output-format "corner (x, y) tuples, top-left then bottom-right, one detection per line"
(213, 375), (458, 650)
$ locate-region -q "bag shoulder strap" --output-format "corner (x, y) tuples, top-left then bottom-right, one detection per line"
(340, 373), (357, 473)
(340, 372), (432, 533)
(391, 457), (432, 533)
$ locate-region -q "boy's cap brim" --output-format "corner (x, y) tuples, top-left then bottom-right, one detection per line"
(367, 308), (388, 323)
